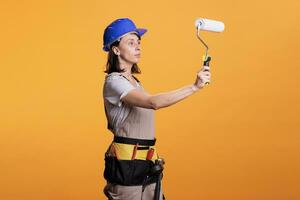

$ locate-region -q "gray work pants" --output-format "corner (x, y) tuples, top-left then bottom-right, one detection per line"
(103, 181), (164, 200)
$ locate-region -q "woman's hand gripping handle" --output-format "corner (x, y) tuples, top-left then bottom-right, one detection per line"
(192, 56), (211, 91)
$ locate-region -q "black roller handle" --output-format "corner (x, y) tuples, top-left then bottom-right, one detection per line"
(203, 56), (211, 85)
(203, 55), (211, 67)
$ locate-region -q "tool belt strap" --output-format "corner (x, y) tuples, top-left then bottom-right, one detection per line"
(113, 136), (156, 146)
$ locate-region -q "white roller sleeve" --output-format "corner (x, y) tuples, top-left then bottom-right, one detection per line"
(195, 18), (225, 32)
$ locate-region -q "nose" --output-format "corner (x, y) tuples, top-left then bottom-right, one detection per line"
(136, 42), (141, 51)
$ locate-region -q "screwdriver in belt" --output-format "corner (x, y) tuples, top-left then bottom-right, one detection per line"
(131, 143), (138, 160)
(146, 148), (155, 160)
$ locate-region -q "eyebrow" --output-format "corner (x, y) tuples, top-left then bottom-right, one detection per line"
(126, 38), (140, 42)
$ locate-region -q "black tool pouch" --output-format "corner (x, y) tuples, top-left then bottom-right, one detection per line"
(104, 155), (158, 186)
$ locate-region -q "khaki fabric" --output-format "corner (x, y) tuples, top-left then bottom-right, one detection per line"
(103, 182), (164, 200)
(103, 72), (155, 140)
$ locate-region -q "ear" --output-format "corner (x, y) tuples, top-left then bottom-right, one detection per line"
(112, 46), (120, 56)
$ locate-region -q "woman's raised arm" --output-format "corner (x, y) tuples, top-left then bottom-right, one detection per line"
(121, 65), (211, 110)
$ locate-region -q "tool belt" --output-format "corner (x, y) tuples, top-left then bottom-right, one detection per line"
(104, 136), (162, 186)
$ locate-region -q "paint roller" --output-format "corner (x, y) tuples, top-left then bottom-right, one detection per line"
(195, 18), (225, 85)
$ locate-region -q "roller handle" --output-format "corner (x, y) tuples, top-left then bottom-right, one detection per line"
(203, 56), (211, 66)
(202, 55), (211, 85)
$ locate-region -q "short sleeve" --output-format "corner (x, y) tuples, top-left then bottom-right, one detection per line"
(103, 75), (136, 107)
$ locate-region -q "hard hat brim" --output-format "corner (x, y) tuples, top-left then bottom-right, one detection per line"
(103, 28), (147, 52)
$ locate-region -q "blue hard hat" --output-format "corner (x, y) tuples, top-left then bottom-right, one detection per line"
(102, 18), (147, 52)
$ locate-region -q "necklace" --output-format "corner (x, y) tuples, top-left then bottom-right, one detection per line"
(120, 73), (137, 85)
(121, 73), (133, 80)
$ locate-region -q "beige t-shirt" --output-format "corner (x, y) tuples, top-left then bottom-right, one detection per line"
(103, 72), (155, 140)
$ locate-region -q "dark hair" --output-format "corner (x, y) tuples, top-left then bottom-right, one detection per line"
(104, 33), (141, 75)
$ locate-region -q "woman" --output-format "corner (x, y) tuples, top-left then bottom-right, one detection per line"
(102, 18), (210, 200)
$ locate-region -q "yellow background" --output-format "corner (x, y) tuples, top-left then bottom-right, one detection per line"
(1, 0), (299, 199)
